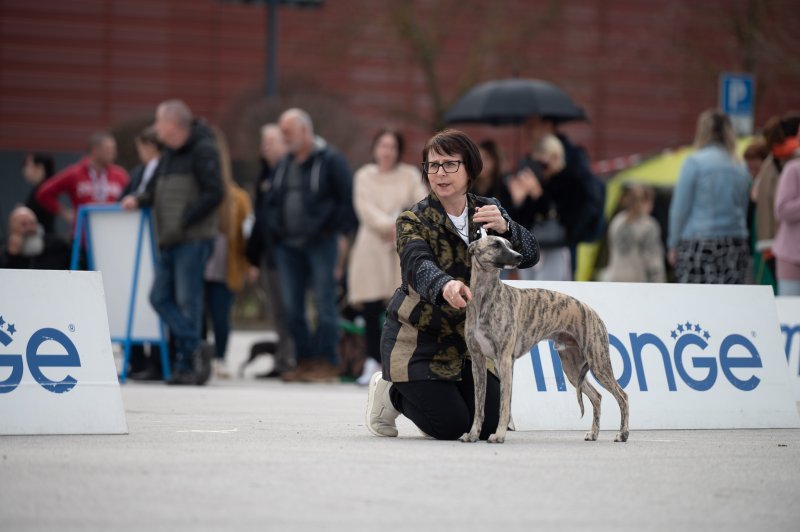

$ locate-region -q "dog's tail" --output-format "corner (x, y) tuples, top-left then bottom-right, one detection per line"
(576, 362), (590, 418)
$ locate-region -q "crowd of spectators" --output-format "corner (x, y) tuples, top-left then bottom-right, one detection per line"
(3, 102), (797, 386)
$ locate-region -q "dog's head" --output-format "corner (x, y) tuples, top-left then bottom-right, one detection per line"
(467, 228), (522, 271)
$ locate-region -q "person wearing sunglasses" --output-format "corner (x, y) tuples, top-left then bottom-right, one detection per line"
(366, 129), (539, 440)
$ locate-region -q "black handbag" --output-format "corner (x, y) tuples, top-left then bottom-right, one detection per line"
(532, 208), (567, 249)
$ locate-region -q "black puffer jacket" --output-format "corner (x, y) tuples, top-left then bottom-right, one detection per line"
(137, 120), (224, 248)
(262, 138), (356, 244)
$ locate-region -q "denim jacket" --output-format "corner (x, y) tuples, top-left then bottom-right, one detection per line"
(667, 144), (750, 249)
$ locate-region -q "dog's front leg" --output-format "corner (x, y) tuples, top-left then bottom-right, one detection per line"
(460, 352), (486, 443)
(488, 348), (514, 443)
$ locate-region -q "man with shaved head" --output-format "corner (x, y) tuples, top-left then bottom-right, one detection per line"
(260, 108), (355, 382)
(35, 131), (129, 230)
(122, 99), (224, 385)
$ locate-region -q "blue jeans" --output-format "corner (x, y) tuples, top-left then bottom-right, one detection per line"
(778, 279), (800, 296)
(150, 240), (212, 371)
(205, 281), (233, 359)
(273, 237), (339, 366)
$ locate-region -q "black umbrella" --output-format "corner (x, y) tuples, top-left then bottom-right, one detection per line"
(444, 78), (587, 126)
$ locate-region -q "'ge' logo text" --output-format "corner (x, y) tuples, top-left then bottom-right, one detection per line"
(0, 316), (81, 394)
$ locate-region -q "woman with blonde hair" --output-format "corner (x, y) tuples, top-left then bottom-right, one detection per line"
(204, 128), (253, 378)
(667, 109), (751, 284)
(508, 134), (571, 281)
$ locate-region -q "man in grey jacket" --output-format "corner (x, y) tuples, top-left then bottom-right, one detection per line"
(122, 99), (224, 385)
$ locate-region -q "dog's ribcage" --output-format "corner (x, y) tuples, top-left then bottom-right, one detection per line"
(467, 283), (607, 361)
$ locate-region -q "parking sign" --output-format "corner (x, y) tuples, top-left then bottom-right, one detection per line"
(720, 73), (755, 135)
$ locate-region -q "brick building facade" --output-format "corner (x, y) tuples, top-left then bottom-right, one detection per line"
(2, 0), (799, 173)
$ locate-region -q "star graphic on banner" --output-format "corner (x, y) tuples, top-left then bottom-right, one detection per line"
(0, 316), (5, 327)
(671, 330), (677, 339)
(7, 323), (16, 335)
(677, 324), (684, 333)
(685, 321), (692, 330)
(703, 330), (711, 340)
(694, 324), (701, 332)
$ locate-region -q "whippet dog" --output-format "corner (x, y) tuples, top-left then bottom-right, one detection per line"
(461, 232), (629, 443)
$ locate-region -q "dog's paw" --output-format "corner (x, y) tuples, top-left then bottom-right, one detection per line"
(459, 432), (479, 443)
(487, 433), (505, 444)
(584, 431), (598, 441)
(614, 431), (629, 443)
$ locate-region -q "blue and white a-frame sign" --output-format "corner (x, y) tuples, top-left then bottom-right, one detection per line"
(70, 205), (170, 382)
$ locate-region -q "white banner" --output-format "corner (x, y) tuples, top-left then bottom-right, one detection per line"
(507, 281), (799, 431)
(86, 208), (161, 340)
(0, 269), (128, 435)
(775, 296), (800, 402)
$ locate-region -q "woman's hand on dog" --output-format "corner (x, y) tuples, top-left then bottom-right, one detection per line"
(443, 280), (472, 309)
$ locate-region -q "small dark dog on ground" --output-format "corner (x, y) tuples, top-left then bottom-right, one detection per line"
(239, 340), (280, 378)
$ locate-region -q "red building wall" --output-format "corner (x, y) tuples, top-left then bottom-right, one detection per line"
(2, 0), (799, 168)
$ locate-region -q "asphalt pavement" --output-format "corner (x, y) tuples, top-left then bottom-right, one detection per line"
(2, 331), (799, 531)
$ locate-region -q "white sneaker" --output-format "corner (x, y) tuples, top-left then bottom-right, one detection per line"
(213, 359), (231, 379)
(356, 358), (381, 386)
(366, 372), (400, 437)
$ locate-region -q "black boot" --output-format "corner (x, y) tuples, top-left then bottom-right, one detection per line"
(193, 342), (214, 385)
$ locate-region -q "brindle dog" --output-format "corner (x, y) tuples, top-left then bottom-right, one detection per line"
(460, 231), (629, 444)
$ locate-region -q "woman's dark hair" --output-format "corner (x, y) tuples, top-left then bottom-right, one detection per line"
(135, 125), (164, 150)
(762, 113), (800, 150)
(422, 129), (483, 183)
(743, 138), (768, 161)
(24, 152), (55, 179)
(371, 128), (404, 165)
(478, 139), (503, 183)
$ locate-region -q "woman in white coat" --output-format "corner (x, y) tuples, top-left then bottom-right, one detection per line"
(348, 129), (428, 384)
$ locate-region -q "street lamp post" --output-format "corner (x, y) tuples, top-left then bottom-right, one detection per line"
(266, 0), (278, 98)
(223, 0), (324, 99)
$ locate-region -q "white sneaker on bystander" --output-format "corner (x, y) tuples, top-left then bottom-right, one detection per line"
(213, 359), (231, 379)
(356, 357), (381, 386)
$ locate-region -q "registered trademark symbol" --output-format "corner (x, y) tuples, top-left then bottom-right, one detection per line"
(68, 324), (76, 332)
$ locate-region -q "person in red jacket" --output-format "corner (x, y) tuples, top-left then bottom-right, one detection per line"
(35, 132), (129, 229)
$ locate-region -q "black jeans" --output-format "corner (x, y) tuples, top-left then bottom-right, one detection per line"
(362, 300), (385, 363)
(390, 363), (501, 441)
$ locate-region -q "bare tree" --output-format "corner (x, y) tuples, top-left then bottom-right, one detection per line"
(384, 0), (560, 131)
(676, 0), (800, 111)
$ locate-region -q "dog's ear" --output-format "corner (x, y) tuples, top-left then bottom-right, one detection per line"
(467, 240), (478, 255)
(479, 226), (487, 239)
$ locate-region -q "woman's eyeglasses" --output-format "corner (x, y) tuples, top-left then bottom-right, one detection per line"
(422, 160), (463, 174)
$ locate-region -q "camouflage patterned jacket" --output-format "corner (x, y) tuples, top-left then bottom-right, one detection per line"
(380, 192), (539, 382)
